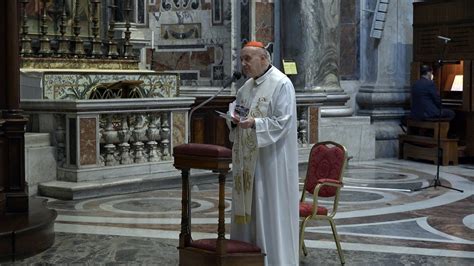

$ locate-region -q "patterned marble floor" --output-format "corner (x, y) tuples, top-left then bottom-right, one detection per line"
(12, 159), (474, 265)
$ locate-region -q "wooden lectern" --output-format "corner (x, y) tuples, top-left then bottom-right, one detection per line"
(173, 143), (265, 266)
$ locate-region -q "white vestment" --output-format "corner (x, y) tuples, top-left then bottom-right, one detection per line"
(229, 66), (299, 266)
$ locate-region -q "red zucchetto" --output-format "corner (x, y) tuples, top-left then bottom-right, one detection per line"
(244, 41), (265, 48)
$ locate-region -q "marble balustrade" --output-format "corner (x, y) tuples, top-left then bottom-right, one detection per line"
(21, 98), (194, 182)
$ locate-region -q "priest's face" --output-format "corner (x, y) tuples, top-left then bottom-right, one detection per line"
(240, 47), (268, 78)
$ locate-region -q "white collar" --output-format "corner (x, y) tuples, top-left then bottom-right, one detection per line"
(254, 65), (274, 86)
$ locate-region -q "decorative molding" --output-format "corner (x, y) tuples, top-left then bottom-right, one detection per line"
(36, 72), (179, 100)
(161, 0), (201, 11)
(161, 23), (201, 40)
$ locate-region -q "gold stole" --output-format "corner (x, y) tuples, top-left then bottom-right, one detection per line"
(233, 79), (274, 224)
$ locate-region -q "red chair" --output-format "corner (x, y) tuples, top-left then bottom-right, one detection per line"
(299, 141), (347, 264)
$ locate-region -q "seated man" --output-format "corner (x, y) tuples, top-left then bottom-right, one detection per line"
(410, 64), (455, 121)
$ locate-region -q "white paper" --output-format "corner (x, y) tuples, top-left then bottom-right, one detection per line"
(229, 101), (237, 119)
(215, 101), (237, 122)
(215, 110), (232, 121)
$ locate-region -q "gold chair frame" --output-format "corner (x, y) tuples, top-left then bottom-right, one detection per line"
(299, 141), (348, 265)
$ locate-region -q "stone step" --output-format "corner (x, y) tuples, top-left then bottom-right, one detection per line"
(38, 147), (314, 200)
(38, 169), (222, 200)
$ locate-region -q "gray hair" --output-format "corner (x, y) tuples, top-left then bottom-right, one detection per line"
(263, 49), (271, 63)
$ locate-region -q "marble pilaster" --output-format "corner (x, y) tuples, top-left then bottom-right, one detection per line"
(356, 0), (412, 158)
(172, 112), (186, 148)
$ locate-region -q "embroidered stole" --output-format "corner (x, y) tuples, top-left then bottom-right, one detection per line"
(232, 79), (275, 224)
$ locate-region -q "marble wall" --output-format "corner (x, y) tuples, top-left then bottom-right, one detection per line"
(282, 0), (343, 92)
(148, 0), (232, 86)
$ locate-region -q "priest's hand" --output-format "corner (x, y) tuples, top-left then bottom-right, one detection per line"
(232, 112), (241, 124)
(239, 117), (255, 129)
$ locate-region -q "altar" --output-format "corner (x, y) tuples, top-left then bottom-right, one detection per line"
(20, 69), (196, 199)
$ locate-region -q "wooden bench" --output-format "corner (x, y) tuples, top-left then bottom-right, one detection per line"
(406, 119), (449, 138)
(399, 119), (458, 165)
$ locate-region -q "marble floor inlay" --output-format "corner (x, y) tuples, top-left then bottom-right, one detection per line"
(13, 158), (474, 265)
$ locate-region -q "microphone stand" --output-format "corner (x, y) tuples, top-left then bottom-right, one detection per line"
(413, 38), (463, 193)
(187, 73), (241, 143)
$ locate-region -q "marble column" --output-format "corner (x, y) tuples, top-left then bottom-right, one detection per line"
(356, 0), (412, 157)
(281, 0), (352, 117)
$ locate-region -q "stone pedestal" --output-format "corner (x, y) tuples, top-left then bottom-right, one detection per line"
(25, 133), (57, 196)
(319, 116), (375, 161)
(357, 86), (409, 158)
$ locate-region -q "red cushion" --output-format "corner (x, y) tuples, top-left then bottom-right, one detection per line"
(299, 202), (328, 217)
(173, 143), (231, 158)
(189, 239), (261, 253)
(305, 144), (345, 197)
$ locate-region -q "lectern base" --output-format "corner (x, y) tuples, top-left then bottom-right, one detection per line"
(179, 247), (265, 266)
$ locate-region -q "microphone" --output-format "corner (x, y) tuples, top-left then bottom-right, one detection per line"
(187, 71), (242, 142)
(222, 71), (242, 88)
(437, 35), (451, 42)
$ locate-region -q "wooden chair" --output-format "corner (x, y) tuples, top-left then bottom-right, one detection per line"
(299, 141), (348, 265)
(173, 143), (265, 266)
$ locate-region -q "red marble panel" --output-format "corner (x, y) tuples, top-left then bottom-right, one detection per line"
(341, 0), (356, 24)
(148, 0), (161, 12)
(340, 0), (359, 79)
(145, 48), (153, 65)
(203, 0), (212, 10)
(79, 117), (97, 166)
(309, 106), (319, 144)
(255, 2), (274, 44)
(340, 25), (357, 78)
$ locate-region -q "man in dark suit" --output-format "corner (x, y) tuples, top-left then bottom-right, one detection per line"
(410, 65), (455, 120)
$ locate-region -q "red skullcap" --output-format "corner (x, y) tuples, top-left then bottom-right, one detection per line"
(244, 41), (265, 48)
